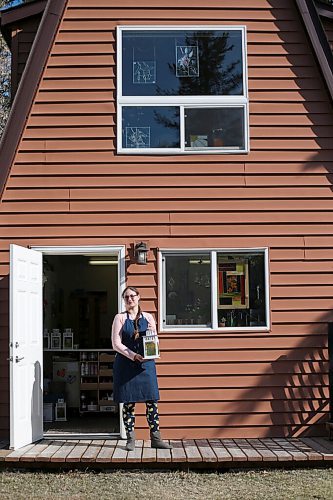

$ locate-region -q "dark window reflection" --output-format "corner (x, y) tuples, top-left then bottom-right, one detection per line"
(165, 255), (211, 326)
(122, 107), (180, 148)
(122, 30), (243, 96)
(185, 107), (245, 150)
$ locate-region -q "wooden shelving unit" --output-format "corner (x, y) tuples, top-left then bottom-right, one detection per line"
(79, 351), (117, 414)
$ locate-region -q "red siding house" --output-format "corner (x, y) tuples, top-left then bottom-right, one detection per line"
(1, 0), (333, 449)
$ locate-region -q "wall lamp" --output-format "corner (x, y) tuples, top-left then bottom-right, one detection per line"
(135, 241), (149, 265)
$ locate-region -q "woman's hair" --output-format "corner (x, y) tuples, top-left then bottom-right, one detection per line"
(122, 286), (141, 339)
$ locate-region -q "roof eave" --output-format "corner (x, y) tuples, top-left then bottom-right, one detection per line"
(314, 0), (333, 19)
(0, 0), (68, 200)
(0, 0), (47, 48)
(296, 0), (333, 102)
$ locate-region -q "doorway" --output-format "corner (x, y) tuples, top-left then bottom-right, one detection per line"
(10, 244), (125, 449)
(42, 254), (120, 436)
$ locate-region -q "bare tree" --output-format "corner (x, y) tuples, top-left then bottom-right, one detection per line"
(0, 0), (12, 139)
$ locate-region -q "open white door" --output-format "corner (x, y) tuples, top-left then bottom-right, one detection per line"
(10, 244), (43, 450)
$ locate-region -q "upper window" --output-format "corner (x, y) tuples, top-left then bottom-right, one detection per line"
(117, 26), (249, 154)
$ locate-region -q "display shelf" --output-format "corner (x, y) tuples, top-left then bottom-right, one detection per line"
(44, 349), (114, 352)
(99, 383), (113, 390)
(79, 350), (115, 414)
(99, 353), (115, 362)
(99, 369), (113, 376)
(80, 383), (98, 390)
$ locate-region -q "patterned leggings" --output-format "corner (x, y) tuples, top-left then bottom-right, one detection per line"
(122, 401), (159, 433)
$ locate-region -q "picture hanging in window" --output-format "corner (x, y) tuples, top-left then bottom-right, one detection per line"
(126, 126), (150, 148)
(190, 135), (208, 148)
(133, 61), (156, 84)
(176, 45), (199, 77)
(218, 260), (249, 309)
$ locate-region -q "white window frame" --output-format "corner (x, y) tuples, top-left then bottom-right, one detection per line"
(158, 248), (270, 332)
(117, 25), (249, 154)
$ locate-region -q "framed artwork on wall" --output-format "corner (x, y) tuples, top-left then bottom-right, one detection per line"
(218, 259), (249, 309)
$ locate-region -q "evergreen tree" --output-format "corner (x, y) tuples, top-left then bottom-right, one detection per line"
(154, 31), (243, 131)
(164, 31), (243, 97)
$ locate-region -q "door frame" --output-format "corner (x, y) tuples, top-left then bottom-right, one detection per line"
(31, 244), (126, 439)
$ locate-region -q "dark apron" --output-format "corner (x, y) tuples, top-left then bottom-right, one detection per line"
(112, 314), (160, 403)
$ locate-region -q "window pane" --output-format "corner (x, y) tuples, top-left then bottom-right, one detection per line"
(122, 29), (244, 96)
(122, 106), (180, 149)
(185, 107), (245, 150)
(165, 255), (211, 327)
(217, 252), (266, 328)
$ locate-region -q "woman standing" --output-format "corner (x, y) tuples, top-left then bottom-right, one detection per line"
(111, 286), (172, 451)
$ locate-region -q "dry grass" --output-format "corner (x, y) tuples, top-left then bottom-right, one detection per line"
(0, 468), (333, 500)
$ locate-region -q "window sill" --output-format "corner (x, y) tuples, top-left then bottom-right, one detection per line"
(161, 326), (270, 333)
(118, 148), (249, 155)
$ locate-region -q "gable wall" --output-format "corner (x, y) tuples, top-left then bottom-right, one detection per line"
(0, 0), (332, 439)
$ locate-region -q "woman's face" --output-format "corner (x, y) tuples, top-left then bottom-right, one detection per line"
(123, 289), (140, 309)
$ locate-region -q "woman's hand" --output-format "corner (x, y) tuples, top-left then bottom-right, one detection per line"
(133, 353), (145, 362)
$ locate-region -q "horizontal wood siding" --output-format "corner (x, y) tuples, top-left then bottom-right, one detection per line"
(0, 0), (332, 439)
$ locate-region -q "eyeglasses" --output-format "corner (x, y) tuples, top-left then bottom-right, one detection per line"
(123, 294), (138, 300)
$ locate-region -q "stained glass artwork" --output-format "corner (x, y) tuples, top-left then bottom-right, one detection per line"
(125, 126), (150, 148)
(133, 61), (156, 84)
(176, 45), (199, 77)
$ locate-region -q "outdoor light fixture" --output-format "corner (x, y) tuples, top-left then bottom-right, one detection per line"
(135, 241), (149, 265)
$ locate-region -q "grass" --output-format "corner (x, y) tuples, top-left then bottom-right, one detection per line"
(0, 468), (332, 500)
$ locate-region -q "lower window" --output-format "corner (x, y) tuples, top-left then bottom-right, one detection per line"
(161, 249), (269, 330)
(120, 105), (247, 153)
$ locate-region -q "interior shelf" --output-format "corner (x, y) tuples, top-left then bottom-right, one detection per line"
(79, 350), (117, 414)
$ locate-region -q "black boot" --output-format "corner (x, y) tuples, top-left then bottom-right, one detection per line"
(125, 431), (135, 451)
(150, 430), (172, 449)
